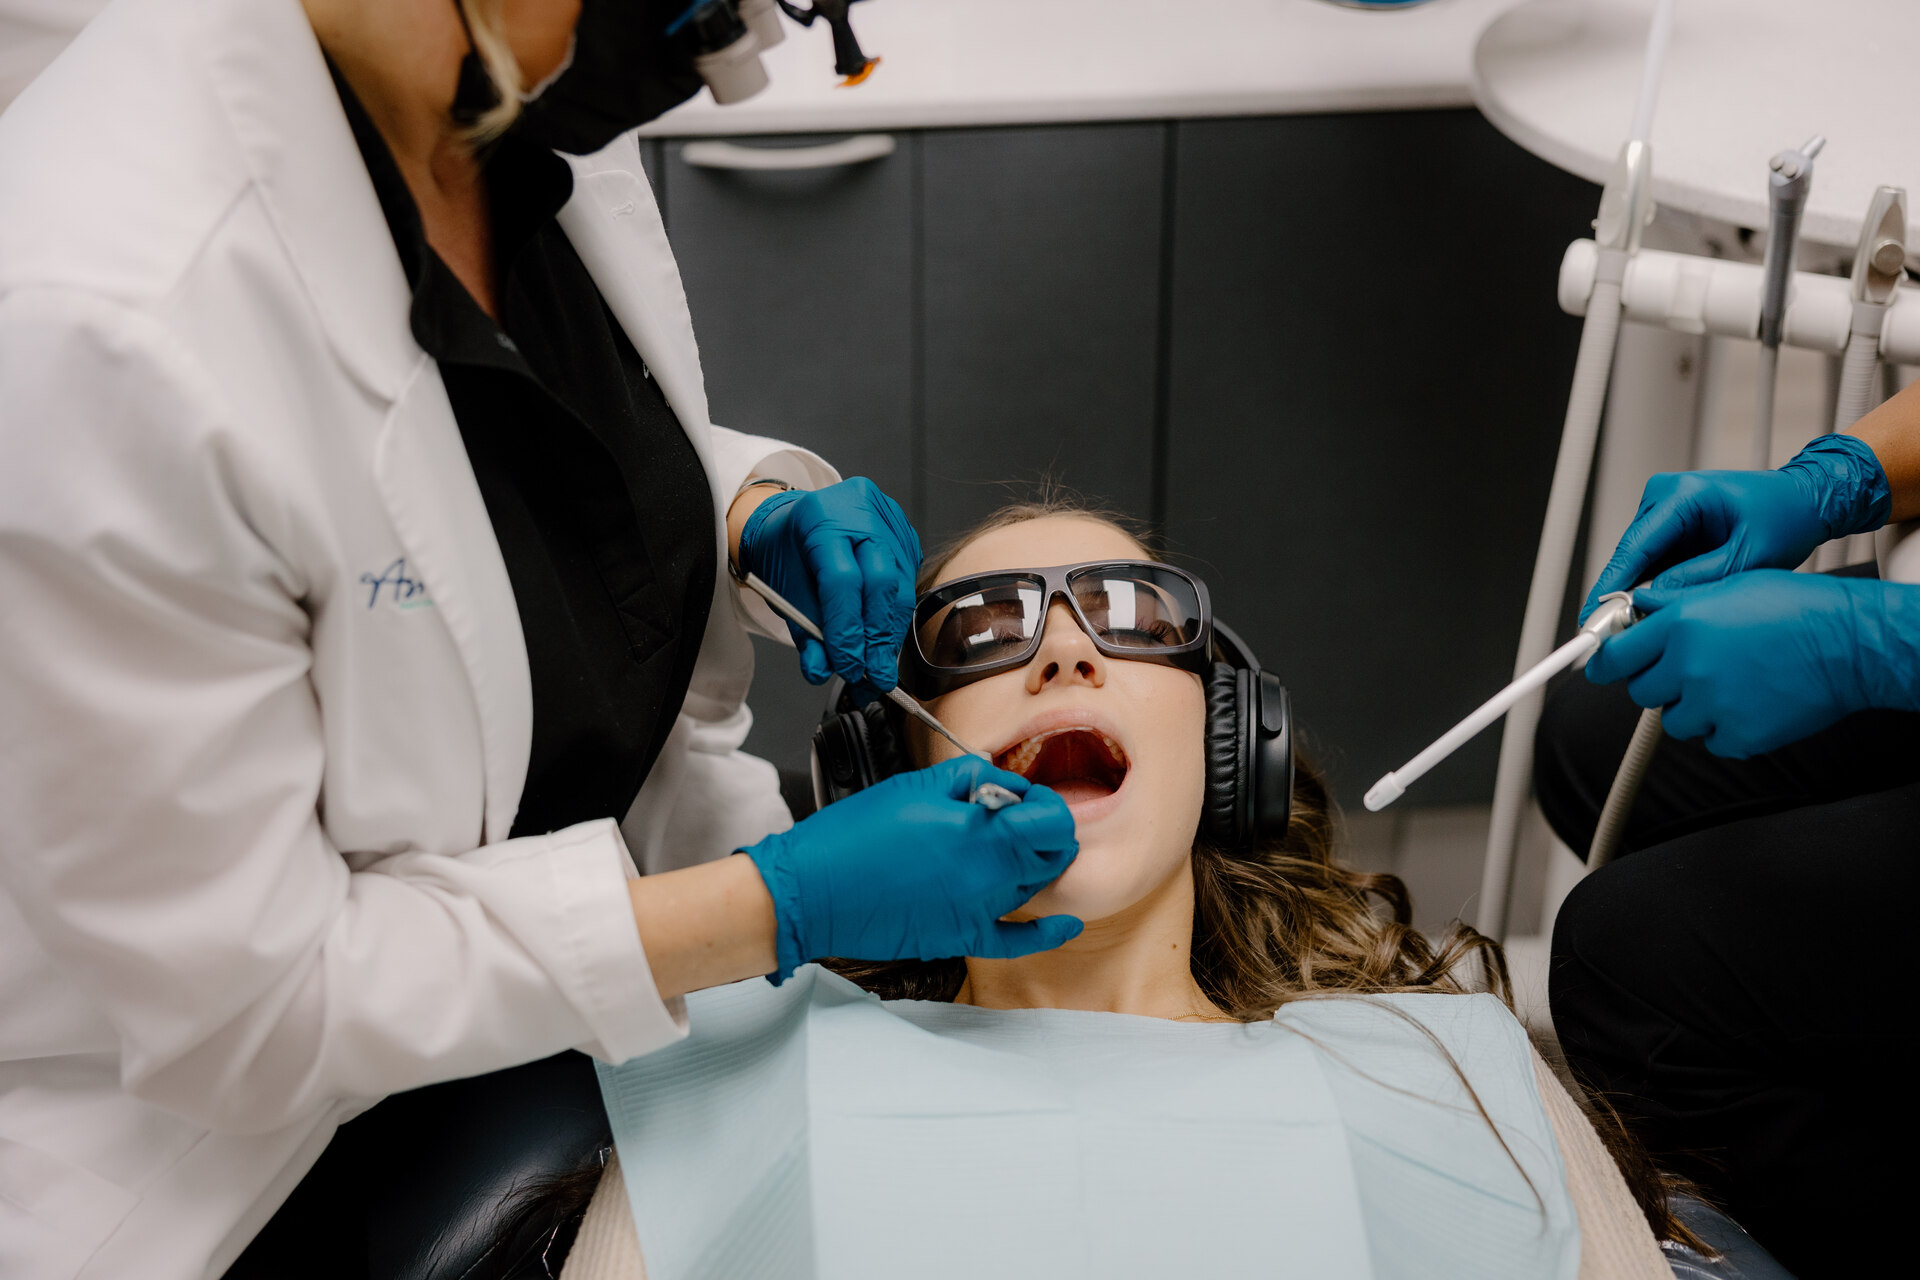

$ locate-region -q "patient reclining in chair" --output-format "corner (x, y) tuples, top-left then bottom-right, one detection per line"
(560, 500), (1699, 1280)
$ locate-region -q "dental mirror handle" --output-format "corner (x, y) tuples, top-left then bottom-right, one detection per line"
(739, 572), (992, 763)
(1365, 594), (1639, 812)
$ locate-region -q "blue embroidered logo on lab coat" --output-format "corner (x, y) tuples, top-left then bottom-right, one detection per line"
(360, 558), (433, 611)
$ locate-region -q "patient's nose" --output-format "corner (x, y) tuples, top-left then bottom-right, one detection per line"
(1026, 600), (1105, 693)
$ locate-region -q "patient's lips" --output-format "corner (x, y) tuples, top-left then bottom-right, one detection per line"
(996, 727), (1130, 808)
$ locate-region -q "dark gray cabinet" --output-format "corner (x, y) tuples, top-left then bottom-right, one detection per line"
(658, 113), (1599, 805)
(659, 135), (917, 504)
(1163, 113), (1598, 804)
(920, 125), (1167, 535)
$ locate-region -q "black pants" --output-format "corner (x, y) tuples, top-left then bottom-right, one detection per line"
(223, 1051), (608, 1280)
(1537, 677), (1920, 1278)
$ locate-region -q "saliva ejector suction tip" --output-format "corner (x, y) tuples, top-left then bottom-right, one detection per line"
(1363, 776), (1405, 813)
(1364, 592), (1641, 813)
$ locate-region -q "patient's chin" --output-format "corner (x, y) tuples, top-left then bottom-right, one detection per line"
(1011, 837), (1174, 926)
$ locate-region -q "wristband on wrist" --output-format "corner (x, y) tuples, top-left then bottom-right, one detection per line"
(1782, 434), (1893, 540)
(727, 479), (796, 582)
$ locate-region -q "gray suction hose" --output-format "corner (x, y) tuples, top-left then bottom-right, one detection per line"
(1478, 0), (1671, 938)
(1820, 187), (1907, 571)
(1835, 326), (1885, 430)
(1477, 279), (1625, 938)
(1586, 706), (1662, 868)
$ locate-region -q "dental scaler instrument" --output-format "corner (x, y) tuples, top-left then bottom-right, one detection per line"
(739, 571), (995, 766)
(1477, 0), (1674, 940)
(1367, 593), (1640, 814)
(1753, 134), (1827, 471)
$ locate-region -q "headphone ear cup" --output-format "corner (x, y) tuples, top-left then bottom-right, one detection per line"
(810, 699), (912, 809)
(1250, 673), (1294, 842)
(1201, 661), (1244, 846)
(810, 708), (876, 808)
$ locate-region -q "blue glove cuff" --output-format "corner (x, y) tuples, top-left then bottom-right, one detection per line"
(1781, 434), (1892, 540)
(736, 488), (806, 582)
(1852, 579), (1920, 715)
(743, 832), (812, 984)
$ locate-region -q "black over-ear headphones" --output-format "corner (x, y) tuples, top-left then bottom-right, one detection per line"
(809, 620), (1294, 848)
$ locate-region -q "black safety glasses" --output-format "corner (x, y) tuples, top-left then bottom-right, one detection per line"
(900, 560), (1213, 699)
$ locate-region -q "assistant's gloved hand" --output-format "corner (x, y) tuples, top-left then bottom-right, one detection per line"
(1585, 570), (1920, 757)
(738, 477), (922, 689)
(743, 756), (1082, 981)
(1581, 434), (1891, 620)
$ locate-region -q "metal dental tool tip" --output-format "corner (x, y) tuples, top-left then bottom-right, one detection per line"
(968, 783), (1023, 811)
(739, 571), (992, 763)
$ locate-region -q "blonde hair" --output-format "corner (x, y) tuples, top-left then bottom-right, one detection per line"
(459, 0), (524, 142)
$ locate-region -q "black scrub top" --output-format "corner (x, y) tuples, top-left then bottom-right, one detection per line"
(332, 69), (717, 839)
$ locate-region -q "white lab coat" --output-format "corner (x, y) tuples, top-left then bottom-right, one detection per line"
(0, 0), (837, 1276)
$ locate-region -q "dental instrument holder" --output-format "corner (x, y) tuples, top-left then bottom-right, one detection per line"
(1753, 135), (1826, 470)
(1367, 594), (1639, 814)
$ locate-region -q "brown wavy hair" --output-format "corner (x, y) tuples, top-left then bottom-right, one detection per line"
(824, 493), (1704, 1249)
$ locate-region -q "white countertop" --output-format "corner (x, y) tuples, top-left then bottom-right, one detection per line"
(1474, 0), (1920, 249)
(639, 0), (1524, 137)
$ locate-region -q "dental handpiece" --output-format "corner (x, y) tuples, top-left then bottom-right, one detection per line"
(1753, 134), (1826, 470)
(738, 573), (1006, 790)
(1364, 593), (1640, 812)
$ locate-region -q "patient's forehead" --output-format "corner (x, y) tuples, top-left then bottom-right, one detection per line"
(936, 516), (1149, 585)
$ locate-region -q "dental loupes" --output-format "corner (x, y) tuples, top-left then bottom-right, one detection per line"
(738, 571), (996, 767)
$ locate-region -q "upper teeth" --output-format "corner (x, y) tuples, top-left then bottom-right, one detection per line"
(1002, 727), (1127, 777)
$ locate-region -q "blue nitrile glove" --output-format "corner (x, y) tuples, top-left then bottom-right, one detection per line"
(1581, 434), (1891, 621)
(737, 477), (922, 689)
(1585, 570), (1920, 757)
(743, 756), (1083, 981)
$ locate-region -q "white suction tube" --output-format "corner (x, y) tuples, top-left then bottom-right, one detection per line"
(1370, 594), (1640, 815)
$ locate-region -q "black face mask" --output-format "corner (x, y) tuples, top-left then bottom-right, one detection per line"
(460, 0), (706, 156)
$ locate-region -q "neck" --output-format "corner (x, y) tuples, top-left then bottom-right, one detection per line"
(302, 0), (498, 313)
(305, 0), (475, 187)
(958, 859), (1228, 1022)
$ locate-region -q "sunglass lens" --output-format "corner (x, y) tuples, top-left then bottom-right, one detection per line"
(1069, 566), (1204, 651)
(917, 578), (1044, 669)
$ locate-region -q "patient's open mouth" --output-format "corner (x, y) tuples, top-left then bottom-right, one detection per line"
(995, 727), (1130, 807)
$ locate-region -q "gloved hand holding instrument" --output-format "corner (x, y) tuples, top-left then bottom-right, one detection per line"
(743, 756), (1083, 981)
(737, 476), (921, 691)
(1581, 432), (1891, 617)
(1579, 432), (1920, 760)
(1585, 571), (1920, 759)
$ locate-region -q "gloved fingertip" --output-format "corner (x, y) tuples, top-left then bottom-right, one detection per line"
(798, 639), (831, 684)
(1037, 915), (1084, 948)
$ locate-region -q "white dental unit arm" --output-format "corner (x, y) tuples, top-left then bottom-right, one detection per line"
(1555, 235), (1920, 365)
(1366, 593), (1639, 813)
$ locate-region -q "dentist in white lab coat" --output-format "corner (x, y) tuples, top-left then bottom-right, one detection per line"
(0, 1), (1083, 1277)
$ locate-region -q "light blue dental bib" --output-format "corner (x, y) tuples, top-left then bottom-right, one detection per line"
(596, 968), (1577, 1280)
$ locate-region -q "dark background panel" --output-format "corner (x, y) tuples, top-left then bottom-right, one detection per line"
(918, 124), (1167, 544)
(663, 134), (917, 505)
(1163, 110), (1600, 807)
